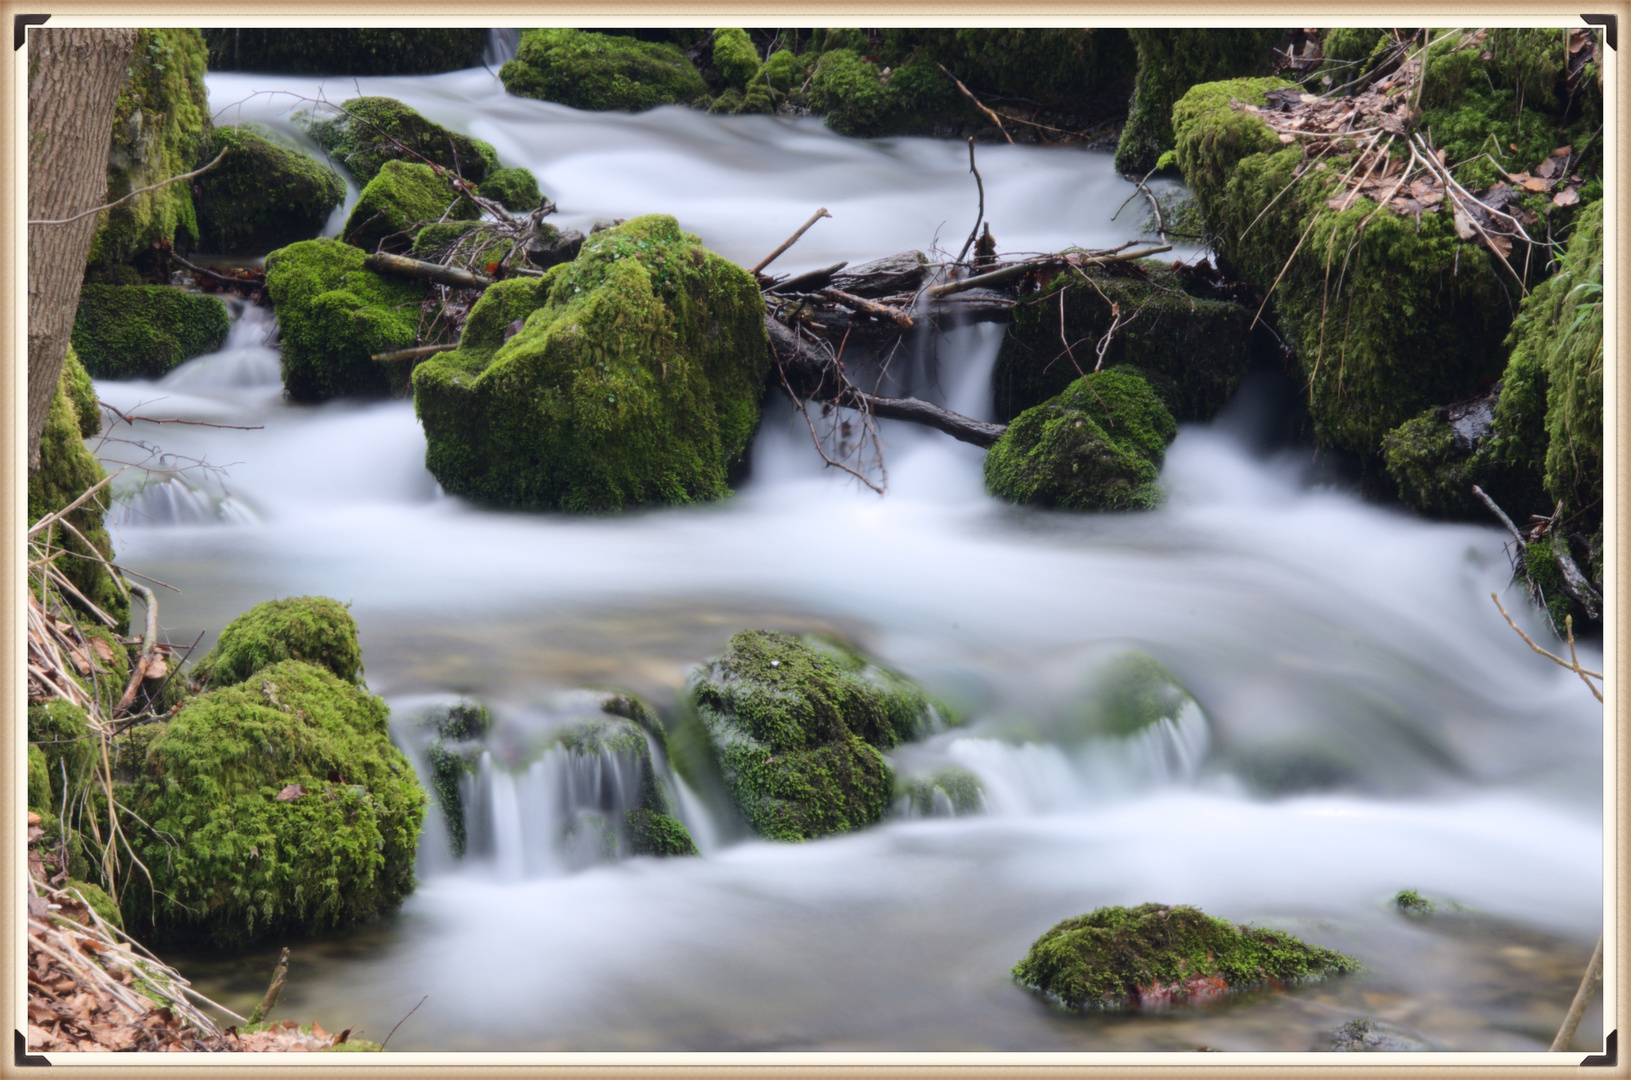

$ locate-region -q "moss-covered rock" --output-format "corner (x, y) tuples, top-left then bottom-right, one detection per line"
(994, 260), (1253, 423)
(1013, 902), (1359, 1009)
(984, 369), (1177, 512)
(203, 28), (486, 76)
(263, 238), (427, 401)
(808, 48), (967, 138)
(28, 351), (128, 626)
(57, 345), (101, 437)
(28, 744), (52, 814)
(897, 767), (984, 816)
(88, 29), (211, 273)
(500, 29), (709, 111)
(193, 126), (345, 255)
(1114, 29), (1285, 176)
(412, 214), (769, 511)
(65, 879), (123, 930)
(475, 167), (542, 213)
(1528, 201), (1603, 525)
(120, 659), (425, 946)
(307, 97), (499, 187)
(1077, 653), (1194, 738)
(689, 630), (941, 841)
(29, 701), (97, 817)
(340, 159), (481, 254)
(737, 49), (807, 114)
(70, 285), (229, 380)
(555, 708), (698, 858)
(712, 28), (760, 90)
(193, 596), (362, 690)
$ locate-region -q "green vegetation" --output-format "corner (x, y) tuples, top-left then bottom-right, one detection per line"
(307, 97), (499, 186)
(119, 659), (425, 946)
(475, 167), (542, 212)
(192, 596), (363, 689)
(412, 215), (769, 511)
(994, 259), (1254, 423)
(263, 237), (427, 401)
(71, 285), (229, 380)
(711, 28), (760, 90)
(203, 28), (486, 75)
(984, 369), (1177, 512)
(1393, 889), (1434, 914)
(898, 768), (984, 816)
(1076, 653), (1194, 738)
(341, 159), (481, 254)
(1013, 902), (1359, 1009)
(737, 49), (806, 114)
(500, 29), (708, 111)
(193, 126), (346, 254)
(876, 29), (1138, 122)
(689, 630), (941, 841)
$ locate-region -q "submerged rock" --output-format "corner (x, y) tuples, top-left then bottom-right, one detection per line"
(1330, 1017), (1433, 1052)
(1073, 652), (1195, 739)
(263, 237), (426, 401)
(204, 28), (486, 76)
(306, 97), (500, 187)
(896, 767), (985, 817)
(500, 29), (708, 111)
(1013, 902), (1359, 1009)
(192, 595), (363, 689)
(193, 126), (346, 255)
(688, 630), (942, 841)
(412, 215), (768, 511)
(984, 369), (1177, 511)
(70, 285), (229, 380)
(341, 159), (481, 254)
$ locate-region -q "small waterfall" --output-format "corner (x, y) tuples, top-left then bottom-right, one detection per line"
(109, 473), (257, 528)
(159, 302), (281, 390)
(484, 28), (520, 66)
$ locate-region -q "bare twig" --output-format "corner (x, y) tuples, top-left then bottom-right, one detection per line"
(1489, 593), (1603, 698)
(955, 138), (987, 266)
(29, 149), (228, 226)
(247, 948), (290, 1026)
(1550, 932), (1604, 1050)
(100, 401), (263, 431)
(380, 995), (428, 1051)
(938, 64), (1013, 143)
(751, 208), (831, 276)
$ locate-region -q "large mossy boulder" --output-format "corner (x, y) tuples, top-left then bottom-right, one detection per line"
(28, 349), (128, 627)
(711, 28), (760, 90)
(263, 237), (427, 401)
(340, 159), (481, 254)
(203, 28), (486, 75)
(193, 126), (345, 255)
(984, 369), (1177, 512)
(475, 167), (543, 213)
(71, 285), (229, 380)
(307, 97), (499, 187)
(412, 215), (769, 511)
(688, 630), (940, 842)
(119, 659), (425, 946)
(1113, 29), (1285, 176)
(87, 29), (211, 273)
(500, 29), (708, 111)
(993, 259), (1254, 423)
(808, 48), (968, 138)
(193, 595), (362, 690)
(1013, 903), (1359, 1009)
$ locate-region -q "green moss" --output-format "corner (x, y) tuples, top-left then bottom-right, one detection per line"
(1114, 29), (1284, 175)
(689, 630), (940, 841)
(341, 158), (480, 254)
(65, 879), (123, 930)
(194, 126), (345, 255)
(1393, 889), (1434, 915)
(626, 808), (698, 856)
(877, 29), (1138, 122)
(898, 767), (984, 816)
(193, 596), (362, 689)
(1079, 653), (1194, 738)
(322, 1039), (385, 1052)
(58, 345), (101, 437)
(500, 29), (708, 111)
(412, 215), (769, 511)
(71, 285), (229, 380)
(994, 260), (1252, 423)
(29, 701), (97, 811)
(28, 745), (52, 813)
(1534, 202), (1603, 523)
(808, 49), (967, 138)
(263, 237), (428, 401)
(1013, 902), (1360, 1009)
(88, 29), (210, 272)
(737, 49), (808, 113)
(27, 357), (128, 626)
(712, 28), (760, 90)
(307, 97), (499, 187)
(984, 369), (1176, 512)
(120, 659), (425, 946)
(1320, 27), (1387, 70)
(475, 167), (542, 212)
(204, 28), (486, 76)
(555, 704), (698, 857)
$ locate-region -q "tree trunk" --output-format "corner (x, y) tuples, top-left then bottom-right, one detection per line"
(27, 28), (137, 471)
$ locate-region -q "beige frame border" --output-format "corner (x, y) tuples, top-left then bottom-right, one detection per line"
(3, 6), (1624, 1076)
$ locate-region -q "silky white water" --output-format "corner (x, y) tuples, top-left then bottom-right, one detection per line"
(92, 62), (1605, 1053)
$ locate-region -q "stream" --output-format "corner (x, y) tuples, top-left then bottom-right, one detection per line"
(87, 51), (1603, 1054)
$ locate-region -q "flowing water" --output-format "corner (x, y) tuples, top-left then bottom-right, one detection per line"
(88, 61), (1606, 1054)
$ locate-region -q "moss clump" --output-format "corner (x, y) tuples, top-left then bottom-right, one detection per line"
(500, 29), (708, 111)
(475, 167), (542, 212)
(712, 28), (760, 90)
(307, 97), (499, 187)
(193, 126), (345, 255)
(341, 159), (481, 254)
(1114, 29), (1284, 176)
(898, 768), (984, 816)
(984, 369), (1177, 512)
(120, 660), (425, 946)
(203, 28), (486, 76)
(28, 351), (128, 626)
(1078, 653), (1194, 738)
(413, 701), (488, 858)
(263, 238), (427, 401)
(555, 707), (697, 858)
(70, 285), (229, 380)
(808, 48), (967, 138)
(1393, 889), (1434, 914)
(412, 214), (769, 511)
(65, 880), (123, 930)
(193, 596), (362, 689)
(737, 49), (808, 114)
(28, 744), (53, 813)
(29, 701), (98, 817)
(994, 260), (1253, 423)
(1527, 202), (1603, 524)
(689, 630), (940, 842)
(1013, 902), (1360, 1009)
(87, 29), (210, 273)
(57, 345), (101, 437)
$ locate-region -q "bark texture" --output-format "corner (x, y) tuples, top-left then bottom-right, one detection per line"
(27, 28), (137, 470)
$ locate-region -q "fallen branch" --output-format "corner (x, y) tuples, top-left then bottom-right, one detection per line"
(100, 401), (263, 431)
(764, 260), (848, 295)
(247, 948), (290, 1026)
(938, 64), (1013, 144)
(364, 251), (494, 290)
(373, 343), (460, 363)
(751, 208), (831, 276)
(1550, 932), (1604, 1051)
(113, 584), (160, 718)
(29, 149), (228, 227)
(927, 247), (1171, 300)
(954, 138), (987, 266)
(820, 287), (913, 329)
(1489, 592), (1603, 700)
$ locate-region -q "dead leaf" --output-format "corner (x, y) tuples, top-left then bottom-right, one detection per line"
(143, 654), (168, 679)
(1553, 145), (1572, 157)
(28, 811), (42, 826)
(1509, 142), (1519, 151)
(1553, 187), (1580, 208)
(90, 638), (115, 665)
(1453, 205), (1477, 240)
(1485, 234), (1512, 258)
(1522, 177), (1551, 192)
(1278, 132), (1295, 143)
(276, 784), (307, 802)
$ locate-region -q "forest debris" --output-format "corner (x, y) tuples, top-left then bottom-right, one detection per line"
(365, 251), (494, 290)
(751, 207), (831, 276)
